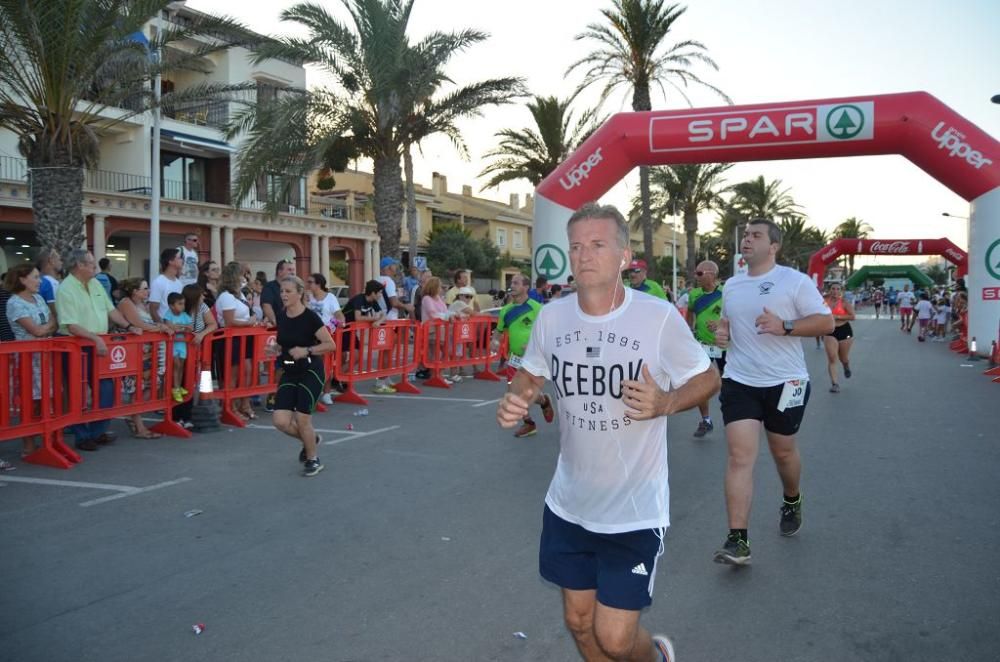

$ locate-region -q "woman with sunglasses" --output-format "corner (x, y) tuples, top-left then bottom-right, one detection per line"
(823, 282), (856, 393)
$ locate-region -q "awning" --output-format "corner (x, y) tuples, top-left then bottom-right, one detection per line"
(159, 128), (236, 153)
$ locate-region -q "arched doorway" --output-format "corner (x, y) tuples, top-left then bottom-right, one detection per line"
(532, 92), (999, 352)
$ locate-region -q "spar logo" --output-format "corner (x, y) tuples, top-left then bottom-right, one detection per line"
(930, 122), (993, 170)
(534, 243), (567, 280)
(558, 147), (604, 190)
(649, 101), (874, 152)
(986, 239), (1000, 281)
(109, 345), (127, 370)
(869, 241), (911, 254)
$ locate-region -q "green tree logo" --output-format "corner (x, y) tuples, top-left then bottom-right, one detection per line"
(534, 244), (567, 279)
(826, 104), (865, 139)
(986, 239), (1000, 281)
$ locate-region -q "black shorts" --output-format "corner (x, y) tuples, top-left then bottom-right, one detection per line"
(720, 377), (811, 436)
(274, 358), (325, 414)
(712, 353), (726, 375)
(828, 323), (853, 342)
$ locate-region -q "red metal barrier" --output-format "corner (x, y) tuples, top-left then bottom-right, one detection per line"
(1, 338), (83, 469)
(950, 312), (968, 353)
(197, 326), (278, 427)
(420, 316), (502, 389)
(332, 320), (422, 405)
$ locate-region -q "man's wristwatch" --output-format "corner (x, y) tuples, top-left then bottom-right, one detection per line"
(783, 319), (795, 336)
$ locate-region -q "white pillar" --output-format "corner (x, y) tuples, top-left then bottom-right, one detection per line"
(223, 226), (234, 265)
(310, 234), (320, 274)
(363, 239), (373, 282)
(969, 188), (1000, 356)
(210, 225), (222, 266)
(320, 235), (330, 279)
(92, 215), (106, 261)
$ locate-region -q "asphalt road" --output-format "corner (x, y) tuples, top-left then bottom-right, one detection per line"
(2, 316), (998, 662)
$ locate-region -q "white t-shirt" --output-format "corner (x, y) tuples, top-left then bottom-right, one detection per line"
(215, 290), (251, 326)
(915, 299), (934, 320)
(179, 247), (199, 286)
(934, 303), (951, 324)
(520, 289), (710, 534)
(722, 265), (830, 388)
(378, 275), (399, 320)
(307, 292), (342, 327)
(897, 291), (915, 308)
(148, 274), (184, 320)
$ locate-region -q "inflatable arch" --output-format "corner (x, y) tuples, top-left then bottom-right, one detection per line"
(807, 237), (967, 286)
(533, 92), (1000, 353)
(844, 265), (932, 290)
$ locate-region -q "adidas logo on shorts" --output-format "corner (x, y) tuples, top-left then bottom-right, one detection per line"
(631, 563), (648, 576)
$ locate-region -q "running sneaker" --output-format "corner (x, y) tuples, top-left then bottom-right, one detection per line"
(780, 497), (802, 536)
(300, 433), (322, 463)
(829, 383), (840, 393)
(303, 458), (324, 477)
(652, 634), (675, 662)
(713, 533), (751, 566)
(320, 392), (334, 405)
(181, 420), (195, 430)
(540, 395), (555, 423)
(449, 374), (463, 383)
(265, 393), (275, 412)
(693, 419), (713, 438)
(514, 422), (537, 438)
(843, 364), (852, 379)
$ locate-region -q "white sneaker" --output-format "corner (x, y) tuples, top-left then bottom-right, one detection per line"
(449, 374), (462, 383)
(320, 393), (334, 405)
(652, 634), (675, 661)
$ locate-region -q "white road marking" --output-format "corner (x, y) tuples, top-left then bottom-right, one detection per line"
(362, 393), (485, 403)
(79, 478), (193, 507)
(246, 423), (401, 443)
(0, 475), (192, 507)
(470, 397), (502, 408)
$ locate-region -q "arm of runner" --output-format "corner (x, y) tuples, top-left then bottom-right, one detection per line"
(497, 368), (546, 428)
(622, 363), (720, 420)
(709, 318), (730, 348)
(756, 309), (833, 337)
(841, 299), (856, 321)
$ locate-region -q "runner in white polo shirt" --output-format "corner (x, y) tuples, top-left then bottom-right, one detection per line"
(712, 218), (833, 566)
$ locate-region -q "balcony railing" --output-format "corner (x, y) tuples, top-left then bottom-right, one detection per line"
(0, 155), (28, 182)
(310, 198), (374, 223)
(162, 101), (229, 129)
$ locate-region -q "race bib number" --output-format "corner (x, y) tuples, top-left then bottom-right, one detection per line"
(777, 379), (808, 412)
(702, 344), (723, 359)
(507, 354), (524, 369)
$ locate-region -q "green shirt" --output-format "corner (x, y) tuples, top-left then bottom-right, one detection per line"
(633, 278), (667, 300)
(56, 272), (114, 335)
(687, 284), (724, 345)
(496, 298), (542, 357)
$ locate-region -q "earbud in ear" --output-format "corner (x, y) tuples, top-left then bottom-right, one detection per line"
(620, 258), (627, 270)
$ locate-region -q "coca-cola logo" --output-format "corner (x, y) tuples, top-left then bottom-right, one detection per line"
(821, 247), (838, 261)
(943, 248), (965, 263)
(869, 241), (911, 254)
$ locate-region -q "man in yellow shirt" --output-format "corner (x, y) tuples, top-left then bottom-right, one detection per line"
(56, 250), (139, 451)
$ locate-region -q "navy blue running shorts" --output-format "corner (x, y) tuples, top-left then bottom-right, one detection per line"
(539, 505), (665, 611)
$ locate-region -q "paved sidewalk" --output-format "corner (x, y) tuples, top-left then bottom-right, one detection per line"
(1, 318), (997, 661)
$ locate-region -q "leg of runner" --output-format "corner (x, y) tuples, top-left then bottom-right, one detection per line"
(839, 336), (854, 378)
(715, 419), (760, 565)
(766, 429), (803, 537)
(592, 602), (660, 662)
(561, 590), (605, 660)
(824, 335), (841, 392)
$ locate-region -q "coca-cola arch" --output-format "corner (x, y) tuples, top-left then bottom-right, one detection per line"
(807, 237), (968, 285)
(533, 92), (1000, 354)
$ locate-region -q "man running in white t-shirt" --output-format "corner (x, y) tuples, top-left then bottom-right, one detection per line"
(712, 219), (833, 566)
(896, 284), (916, 333)
(497, 203), (719, 662)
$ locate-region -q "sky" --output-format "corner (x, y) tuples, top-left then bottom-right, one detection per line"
(193, 0), (1000, 266)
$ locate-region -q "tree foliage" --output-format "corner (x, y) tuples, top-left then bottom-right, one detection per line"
(424, 223), (500, 278)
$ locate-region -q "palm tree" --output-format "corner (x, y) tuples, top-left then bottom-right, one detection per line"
(642, 163), (732, 277)
(778, 217), (827, 271)
(568, 0), (729, 279)
(479, 95), (603, 190)
(230, 0), (521, 261)
(833, 216), (874, 274)
(0, 0), (253, 258)
(398, 36), (523, 263)
(727, 175), (803, 222)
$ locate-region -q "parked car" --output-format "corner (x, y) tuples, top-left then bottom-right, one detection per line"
(329, 285), (350, 308)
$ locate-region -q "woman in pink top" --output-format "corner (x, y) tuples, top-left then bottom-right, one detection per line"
(420, 277), (461, 383)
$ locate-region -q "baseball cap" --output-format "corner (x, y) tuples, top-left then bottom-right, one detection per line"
(628, 259), (647, 271)
(457, 286), (476, 296)
(379, 256), (400, 270)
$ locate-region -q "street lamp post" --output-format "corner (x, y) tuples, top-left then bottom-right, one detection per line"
(150, 13), (162, 280)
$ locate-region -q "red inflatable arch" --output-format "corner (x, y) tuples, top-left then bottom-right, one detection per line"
(808, 237), (968, 285)
(532, 91), (1000, 354)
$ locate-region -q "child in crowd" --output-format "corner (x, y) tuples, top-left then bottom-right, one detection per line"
(162, 292), (194, 401)
(913, 292), (935, 343)
(933, 297), (951, 341)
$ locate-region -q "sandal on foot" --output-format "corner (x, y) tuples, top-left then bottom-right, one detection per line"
(132, 430), (163, 439)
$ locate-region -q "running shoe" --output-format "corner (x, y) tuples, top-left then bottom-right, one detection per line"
(652, 634), (675, 662)
(449, 374), (463, 383)
(693, 419), (713, 438)
(829, 383), (840, 393)
(320, 392), (334, 405)
(780, 496), (803, 536)
(265, 393), (276, 412)
(514, 422), (537, 438)
(713, 533), (751, 566)
(372, 383), (396, 394)
(303, 458), (324, 477)
(540, 395), (555, 423)
(843, 364), (852, 379)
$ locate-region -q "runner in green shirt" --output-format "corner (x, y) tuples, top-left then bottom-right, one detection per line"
(626, 259), (667, 299)
(492, 274), (553, 438)
(685, 260), (725, 438)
